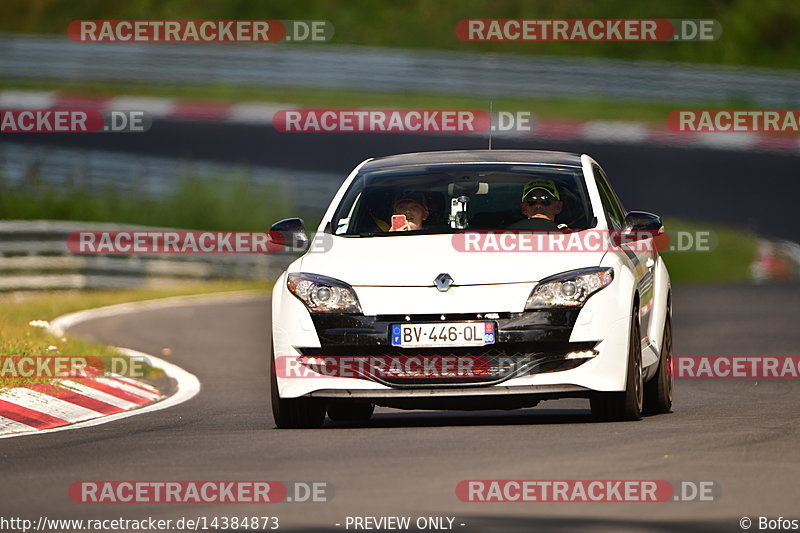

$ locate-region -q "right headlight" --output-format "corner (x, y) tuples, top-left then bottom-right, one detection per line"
(525, 267), (614, 309)
(287, 272), (362, 313)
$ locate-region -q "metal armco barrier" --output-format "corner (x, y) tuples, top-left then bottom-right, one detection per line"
(0, 220), (296, 290)
(1, 34), (799, 106)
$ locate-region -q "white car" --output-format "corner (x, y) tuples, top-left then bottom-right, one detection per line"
(270, 150), (673, 428)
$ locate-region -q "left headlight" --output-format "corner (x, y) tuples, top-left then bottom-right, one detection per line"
(287, 273), (362, 313)
(525, 267), (614, 309)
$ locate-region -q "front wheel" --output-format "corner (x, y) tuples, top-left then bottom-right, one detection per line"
(270, 347), (326, 429)
(590, 310), (643, 421)
(644, 310), (674, 415)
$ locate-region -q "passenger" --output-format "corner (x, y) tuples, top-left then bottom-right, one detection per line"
(389, 193), (429, 232)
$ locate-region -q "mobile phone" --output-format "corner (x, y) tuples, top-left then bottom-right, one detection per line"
(391, 214), (407, 230)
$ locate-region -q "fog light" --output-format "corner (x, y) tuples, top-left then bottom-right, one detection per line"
(565, 350), (598, 360)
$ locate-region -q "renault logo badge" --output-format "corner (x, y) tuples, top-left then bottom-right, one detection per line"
(434, 273), (454, 292)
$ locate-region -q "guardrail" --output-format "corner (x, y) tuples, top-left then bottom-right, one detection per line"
(0, 220), (295, 290)
(1, 34), (800, 106)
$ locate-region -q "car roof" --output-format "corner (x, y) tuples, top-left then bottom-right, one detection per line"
(360, 150), (584, 172)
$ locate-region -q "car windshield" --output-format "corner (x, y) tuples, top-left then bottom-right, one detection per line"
(331, 163), (596, 236)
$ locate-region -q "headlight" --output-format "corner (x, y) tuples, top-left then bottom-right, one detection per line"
(525, 267), (614, 309)
(287, 273), (362, 313)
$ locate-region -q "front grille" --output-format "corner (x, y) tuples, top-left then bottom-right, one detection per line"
(310, 309), (581, 346)
(297, 342), (594, 388)
(375, 312), (513, 322)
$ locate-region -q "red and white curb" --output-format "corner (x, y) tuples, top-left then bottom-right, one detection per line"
(1, 90), (799, 153)
(0, 345), (196, 438)
(0, 90), (283, 124)
(750, 239), (800, 282)
(0, 293), (274, 438)
(0, 366), (163, 434)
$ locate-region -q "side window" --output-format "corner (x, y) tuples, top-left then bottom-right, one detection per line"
(593, 165), (625, 229)
(334, 192), (361, 234)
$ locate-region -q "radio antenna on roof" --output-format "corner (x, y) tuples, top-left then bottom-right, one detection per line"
(488, 101), (493, 150)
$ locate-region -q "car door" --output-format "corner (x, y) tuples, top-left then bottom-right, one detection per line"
(592, 164), (656, 345)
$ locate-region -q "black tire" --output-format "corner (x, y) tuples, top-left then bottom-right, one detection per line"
(327, 401), (375, 422)
(590, 309), (643, 421)
(270, 347), (326, 429)
(644, 310), (674, 415)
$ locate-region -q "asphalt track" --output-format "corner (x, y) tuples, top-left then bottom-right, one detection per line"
(3, 118), (800, 532)
(3, 120), (800, 242)
(1, 285), (799, 533)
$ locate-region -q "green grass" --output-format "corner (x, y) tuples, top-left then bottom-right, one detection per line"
(0, 77), (755, 124)
(660, 218), (758, 283)
(0, 281), (270, 388)
(2, 0), (800, 69)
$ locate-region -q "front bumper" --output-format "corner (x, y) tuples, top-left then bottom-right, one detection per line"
(274, 305), (632, 400)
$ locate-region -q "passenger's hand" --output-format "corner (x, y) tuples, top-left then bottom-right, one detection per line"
(389, 222), (411, 232)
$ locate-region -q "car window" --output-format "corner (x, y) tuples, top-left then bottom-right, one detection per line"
(331, 164), (597, 235)
(593, 165), (625, 230)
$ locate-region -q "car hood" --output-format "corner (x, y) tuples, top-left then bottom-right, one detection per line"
(298, 233), (606, 286)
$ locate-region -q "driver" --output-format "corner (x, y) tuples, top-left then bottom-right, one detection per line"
(389, 193), (429, 232)
(511, 179), (568, 230)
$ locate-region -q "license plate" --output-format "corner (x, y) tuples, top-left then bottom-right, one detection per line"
(390, 322), (495, 348)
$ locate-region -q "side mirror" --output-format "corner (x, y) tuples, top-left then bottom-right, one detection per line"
(616, 211), (663, 245)
(270, 218), (309, 252)
(623, 211), (662, 233)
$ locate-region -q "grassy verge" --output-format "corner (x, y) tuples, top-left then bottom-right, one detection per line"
(660, 218), (758, 284)
(0, 77), (734, 124)
(0, 280), (270, 389)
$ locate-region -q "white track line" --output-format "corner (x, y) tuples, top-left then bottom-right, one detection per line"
(47, 290), (264, 337)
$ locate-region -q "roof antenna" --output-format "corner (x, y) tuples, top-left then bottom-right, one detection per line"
(488, 101), (493, 150)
